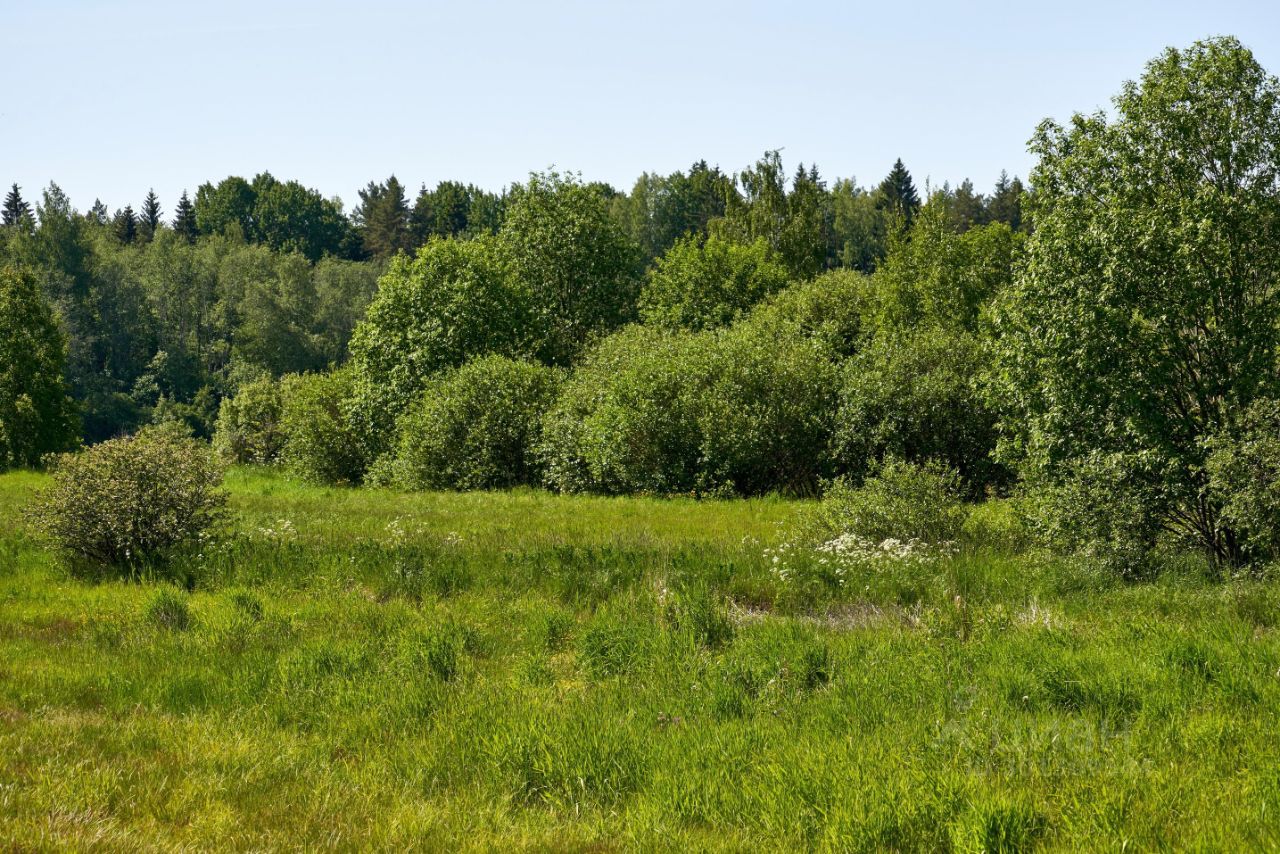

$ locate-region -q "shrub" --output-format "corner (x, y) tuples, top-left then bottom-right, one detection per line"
(541, 316), (841, 497)
(347, 237), (530, 458)
(373, 355), (560, 490)
(696, 317), (840, 495)
(833, 327), (1002, 495)
(279, 368), (365, 485)
(27, 427), (226, 568)
(1023, 451), (1166, 577)
(746, 268), (872, 359)
(1204, 399), (1280, 564)
(539, 325), (709, 495)
(212, 374), (286, 465)
(639, 235), (789, 331)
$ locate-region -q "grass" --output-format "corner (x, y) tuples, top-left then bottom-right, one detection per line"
(2, 467), (1280, 850)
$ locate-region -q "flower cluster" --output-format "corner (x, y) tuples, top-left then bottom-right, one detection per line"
(767, 531), (956, 588)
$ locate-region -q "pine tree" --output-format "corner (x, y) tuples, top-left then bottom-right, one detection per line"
(354, 175), (411, 258)
(113, 206), (138, 244)
(140, 189), (162, 241)
(2, 184), (32, 227)
(173, 191), (198, 243)
(876, 159), (921, 227)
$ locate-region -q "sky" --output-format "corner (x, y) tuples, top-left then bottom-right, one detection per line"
(3, 0), (1279, 216)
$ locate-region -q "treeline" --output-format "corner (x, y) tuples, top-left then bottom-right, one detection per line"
(0, 152), (1023, 447)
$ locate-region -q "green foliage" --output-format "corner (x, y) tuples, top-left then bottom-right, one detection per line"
(348, 237), (529, 457)
(639, 235), (789, 331)
(1205, 398), (1280, 565)
(0, 265), (78, 468)
(354, 175), (413, 259)
(279, 368), (365, 485)
(540, 325), (707, 495)
(26, 426), (226, 568)
(541, 310), (840, 496)
(1023, 452), (1168, 577)
(146, 587), (192, 631)
(875, 202), (1019, 332)
(373, 355), (561, 491)
(834, 327), (1001, 494)
(804, 458), (967, 547)
(499, 171), (641, 365)
(746, 268), (871, 359)
(212, 374), (286, 465)
(992, 37), (1280, 565)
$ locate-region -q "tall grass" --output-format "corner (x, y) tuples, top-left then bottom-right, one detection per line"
(1, 467), (1278, 850)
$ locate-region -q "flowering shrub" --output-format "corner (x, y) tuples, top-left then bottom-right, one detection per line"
(768, 458), (964, 592)
(27, 426), (226, 568)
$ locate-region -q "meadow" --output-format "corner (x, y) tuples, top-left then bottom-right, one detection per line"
(2, 467), (1280, 851)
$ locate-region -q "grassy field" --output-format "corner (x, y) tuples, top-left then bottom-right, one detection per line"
(2, 468), (1280, 851)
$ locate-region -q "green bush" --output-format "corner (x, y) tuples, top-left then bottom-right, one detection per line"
(27, 427), (226, 568)
(746, 268), (872, 359)
(697, 317), (840, 495)
(1205, 398), (1280, 565)
(833, 327), (1001, 494)
(347, 237), (530, 458)
(639, 235), (789, 331)
(146, 588), (192, 631)
(279, 368), (365, 485)
(540, 325), (709, 495)
(541, 315), (840, 496)
(801, 458), (966, 548)
(212, 374), (286, 465)
(373, 355), (561, 491)
(1023, 451), (1167, 577)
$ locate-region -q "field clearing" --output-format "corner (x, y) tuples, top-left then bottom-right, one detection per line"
(2, 469), (1280, 851)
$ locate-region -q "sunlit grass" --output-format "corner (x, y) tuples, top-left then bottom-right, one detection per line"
(2, 467), (1278, 850)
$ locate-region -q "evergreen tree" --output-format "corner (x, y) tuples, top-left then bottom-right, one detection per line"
(86, 199), (109, 226)
(173, 191), (198, 243)
(2, 184), (32, 227)
(354, 175), (411, 259)
(140, 189), (162, 241)
(988, 171), (1024, 231)
(876, 158), (921, 227)
(113, 206), (138, 244)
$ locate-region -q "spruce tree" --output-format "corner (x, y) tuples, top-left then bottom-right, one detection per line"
(140, 189), (162, 241)
(876, 158), (921, 227)
(2, 184), (32, 227)
(113, 206), (138, 244)
(87, 199), (109, 226)
(988, 171), (1023, 231)
(173, 191), (198, 243)
(354, 175), (412, 258)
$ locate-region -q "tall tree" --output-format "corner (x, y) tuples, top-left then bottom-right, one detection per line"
(2, 184), (32, 227)
(992, 37), (1280, 565)
(499, 170), (641, 365)
(988, 171), (1024, 231)
(0, 265), (79, 468)
(354, 175), (412, 259)
(173, 191), (198, 243)
(877, 158), (921, 227)
(86, 199), (109, 226)
(139, 189), (163, 241)
(113, 206), (138, 244)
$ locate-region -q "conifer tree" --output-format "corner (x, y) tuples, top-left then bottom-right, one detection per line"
(354, 175), (412, 258)
(86, 199), (109, 226)
(877, 158), (921, 227)
(988, 171), (1023, 231)
(2, 184), (32, 227)
(173, 191), (198, 243)
(140, 189), (162, 241)
(113, 206), (138, 244)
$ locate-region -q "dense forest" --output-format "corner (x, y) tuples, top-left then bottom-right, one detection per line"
(6, 35), (1280, 571)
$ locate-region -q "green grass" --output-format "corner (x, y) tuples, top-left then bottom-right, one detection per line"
(3, 468), (1280, 850)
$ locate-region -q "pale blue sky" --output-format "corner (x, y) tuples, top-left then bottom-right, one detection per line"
(3, 0), (1278, 217)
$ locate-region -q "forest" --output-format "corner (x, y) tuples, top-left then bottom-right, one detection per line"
(3, 35), (1280, 850)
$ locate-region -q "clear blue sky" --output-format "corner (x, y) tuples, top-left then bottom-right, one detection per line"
(3, 0), (1278, 217)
